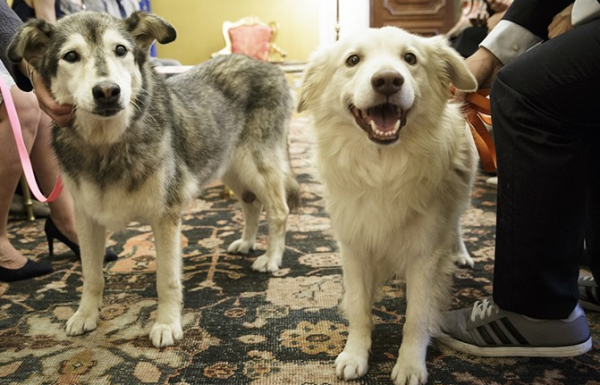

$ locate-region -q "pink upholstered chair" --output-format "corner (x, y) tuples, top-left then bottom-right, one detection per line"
(213, 17), (287, 62)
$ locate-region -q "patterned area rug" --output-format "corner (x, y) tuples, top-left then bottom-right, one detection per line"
(1, 116), (598, 385)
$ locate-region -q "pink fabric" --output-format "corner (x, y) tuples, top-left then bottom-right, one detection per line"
(228, 24), (272, 61)
(0, 76), (63, 202)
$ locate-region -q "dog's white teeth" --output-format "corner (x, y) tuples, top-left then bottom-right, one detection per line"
(369, 120), (400, 137)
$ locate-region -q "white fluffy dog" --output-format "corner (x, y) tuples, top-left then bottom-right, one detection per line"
(298, 27), (478, 384)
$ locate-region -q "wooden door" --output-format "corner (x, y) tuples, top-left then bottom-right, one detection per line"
(370, 0), (456, 35)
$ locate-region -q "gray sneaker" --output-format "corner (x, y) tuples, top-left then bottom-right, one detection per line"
(437, 298), (592, 357)
(579, 275), (600, 312)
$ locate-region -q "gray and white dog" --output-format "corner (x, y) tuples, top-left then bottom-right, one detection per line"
(8, 11), (299, 347)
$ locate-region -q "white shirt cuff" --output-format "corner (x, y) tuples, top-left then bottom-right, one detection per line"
(480, 20), (542, 65)
(572, 0), (600, 25)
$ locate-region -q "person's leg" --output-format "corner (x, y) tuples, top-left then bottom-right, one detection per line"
(28, 104), (118, 263)
(28, 109), (78, 244)
(578, 122), (600, 311)
(585, 130), (600, 282)
(437, 19), (600, 357)
(0, 86), (42, 270)
(492, 19), (600, 319)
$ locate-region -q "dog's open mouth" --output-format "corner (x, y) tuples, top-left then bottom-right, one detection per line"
(350, 103), (407, 144)
(93, 107), (123, 117)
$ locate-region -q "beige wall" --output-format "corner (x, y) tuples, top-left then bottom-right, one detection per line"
(151, 0), (320, 65)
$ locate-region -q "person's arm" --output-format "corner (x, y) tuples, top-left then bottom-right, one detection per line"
(549, 0), (600, 39)
(1, 3), (73, 125)
(480, 20), (541, 65)
(31, 0), (57, 22)
(485, 0), (600, 64)
(0, 1), (31, 90)
(501, 0), (573, 40)
(454, 0), (548, 96)
(457, 0), (589, 100)
(28, 65), (74, 126)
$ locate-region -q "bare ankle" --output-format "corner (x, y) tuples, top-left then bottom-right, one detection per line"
(0, 240), (28, 269)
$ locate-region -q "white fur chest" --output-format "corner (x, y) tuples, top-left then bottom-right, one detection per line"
(64, 171), (171, 230)
(314, 129), (453, 259)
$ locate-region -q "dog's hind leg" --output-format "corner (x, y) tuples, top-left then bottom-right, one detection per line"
(250, 175), (289, 273)
(227, 196), (262, 255)
(222, 161), (290, 273)
(66, 214), (107, 337)
(221, 166), (262, 255)
(451, 222), (474, 268)
(149, 216), (184, 348)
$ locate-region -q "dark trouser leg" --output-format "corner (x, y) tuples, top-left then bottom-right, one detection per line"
(491, 20), (600, 319)
(586, 132), (600, 281)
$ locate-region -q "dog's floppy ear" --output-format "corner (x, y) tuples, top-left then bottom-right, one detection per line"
(297, 48), (334, 113)
(430, 35), (478, 92)
(7, 18), (54, 70)
(125, 11), (177, 52)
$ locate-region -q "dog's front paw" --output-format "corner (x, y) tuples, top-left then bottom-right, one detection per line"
(66, 310), (99, 336)
(391, 360), (428, 385)
(251, 254), (280, 273)
(335, 351), (369, 380)
(227, 239), (254, 255)
(150, 322), (183, 348)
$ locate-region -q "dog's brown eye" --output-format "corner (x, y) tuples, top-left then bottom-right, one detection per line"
(115, 45), (127, 57)
(346, 54), (360, 67)
(63, 51), (80, 63)
(404, 52), (417, 65)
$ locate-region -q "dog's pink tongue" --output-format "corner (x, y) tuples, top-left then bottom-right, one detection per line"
(369, 104), (399, 131)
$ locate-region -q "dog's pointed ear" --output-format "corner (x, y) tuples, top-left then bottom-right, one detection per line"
(7, 18), (54, 70)
(430, 36), (478, 92)
(125, 11), (177, 51)
(297, 48), (332, 113)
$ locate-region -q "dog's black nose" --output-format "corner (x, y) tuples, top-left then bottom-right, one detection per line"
(371, 70), (404, 96)
(92, 82), (121, 103)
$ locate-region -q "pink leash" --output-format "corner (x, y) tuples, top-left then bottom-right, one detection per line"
(0, 76), (63, 202)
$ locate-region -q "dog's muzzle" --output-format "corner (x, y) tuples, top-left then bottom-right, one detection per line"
(92, 81), (123, 117)
(350, 103), (407, 145)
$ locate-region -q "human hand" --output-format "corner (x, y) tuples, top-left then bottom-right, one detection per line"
(548, 3), (574, 39)
(446, 13), (473, 38)
(486, 0), (512, 13)
(27, 64), (74, 127)
(468, 0), (489, 26)
(452, 47), (503, 102)
(469, 13), (488, 28)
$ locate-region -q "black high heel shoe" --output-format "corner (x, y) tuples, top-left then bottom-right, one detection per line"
(44, 217), (118, 262)
(0, 258), (54, 282)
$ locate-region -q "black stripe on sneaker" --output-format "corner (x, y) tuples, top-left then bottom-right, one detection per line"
(500, 317), (529, 345)
(489, 321), (511, 344)
(477, 326), (496, 345)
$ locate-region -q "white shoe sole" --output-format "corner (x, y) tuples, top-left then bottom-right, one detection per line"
(436, 334), (592, 358)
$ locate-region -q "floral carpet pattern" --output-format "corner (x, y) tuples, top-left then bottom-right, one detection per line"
(1, 116), (599, 385)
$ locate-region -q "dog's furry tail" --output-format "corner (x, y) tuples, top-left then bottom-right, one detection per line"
(283, 135), (301, 212)
(285, 173), (301, 212)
